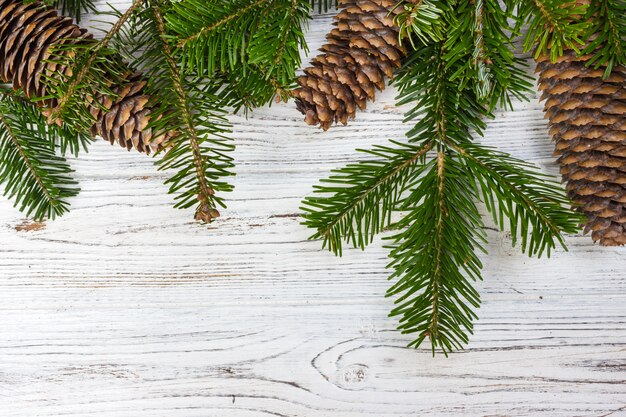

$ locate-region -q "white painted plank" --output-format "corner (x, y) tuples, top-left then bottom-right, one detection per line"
(0, 2), (625, 417)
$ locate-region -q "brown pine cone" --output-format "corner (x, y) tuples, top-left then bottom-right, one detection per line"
(536, 49), (626, 246)
(292, 0), (407, 130)
(0, 0), (172, 154)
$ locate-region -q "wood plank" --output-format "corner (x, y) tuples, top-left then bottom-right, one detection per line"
(0, 2), (624, 416)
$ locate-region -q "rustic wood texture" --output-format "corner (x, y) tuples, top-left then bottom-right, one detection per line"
(0, 3), (625, 416)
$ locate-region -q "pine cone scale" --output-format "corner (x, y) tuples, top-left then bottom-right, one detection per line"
(538, 41), (626, 245)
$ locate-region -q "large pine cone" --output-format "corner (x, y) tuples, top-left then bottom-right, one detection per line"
(292, 0), (406, 130)
(0, 0), (171, 153)
(536, 51), (626, 246)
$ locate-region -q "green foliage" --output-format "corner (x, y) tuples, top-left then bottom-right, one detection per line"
(517, 0), (590, 60)
(39, 41), (126, 133)
(386, 155), (485, 354)
(393, 0), (447, 45)
(302, 0), (584, 354)
(301, 140), (433, 256)
(2, 0), (316, 221)
(460, 144), (578, 257)
(0, 0), (611, 351)
(310, 0), (337, 12)
(444, 0), (533, 109)
(0, 92), (80, 220)
(37, 0), (95, 22)
(107, 0), (237, 221)
(166, 0), (311, 106)
(38, 0), (145, 133)
(582, 0), (626, 76)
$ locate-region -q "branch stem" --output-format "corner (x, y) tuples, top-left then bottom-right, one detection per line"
(152, 2), (218, 220)
(177, 0), (270, 47)
(320, 141), (434, 246)
(0, 109), (57, 209)
(47, 0), (145, 124)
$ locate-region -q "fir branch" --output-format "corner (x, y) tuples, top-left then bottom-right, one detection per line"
(472, 0), (491, 100)
(393, 0), (447, 46)
(169, 0), (269, 70)
(105, 0), (235, 221)
(582, 0), (626, 76)
(0, 88), (91, 156)
(166, 0), (310, 105)
(385, 45), (486, 355)
(302, 37), (580, 354)
(40, 0), (95, 22)
(456, 143), (582, 257)
(310, 0), (337, 12)
(0, 93), (79, 220)
(386, 154), (485, 355)
(43, 0), (145, 130)
(517, 0), (590, 60)
(301, 140), (433, 255)
(148, 1), (235, 222)
(247, 0), (310, 86)
(443, 0), (533, 110)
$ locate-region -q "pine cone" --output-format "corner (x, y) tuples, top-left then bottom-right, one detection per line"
(0, 0), (172, 154)
(292, 0), (407, 130)
(536, 50), (626, 246)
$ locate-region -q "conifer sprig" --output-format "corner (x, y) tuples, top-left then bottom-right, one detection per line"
(444, 0), (533, 109)
(393, 0), (447, 46)
(41, 0), (145, 131)
(0, 92), (80, 220)
(40, 0), (95, 22)
(301, 140), (433, 255)
(166, 0), (311, 105)
(301, 1), (584, 354)
(517, 0), (590, 60)
(2, 0), (316, 221)
(582, 0), (626, 76)
(149, 1), (235, 222)
(310, 0), (337, 12)
(109, 0), (236, 222)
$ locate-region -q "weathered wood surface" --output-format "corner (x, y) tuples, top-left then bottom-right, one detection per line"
(0, 3), (625, 416)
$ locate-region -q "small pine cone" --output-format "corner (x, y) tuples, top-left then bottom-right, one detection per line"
(292, 0), (407, 130)
(536, 50), (626, 246)
(0, 0), (173, 154)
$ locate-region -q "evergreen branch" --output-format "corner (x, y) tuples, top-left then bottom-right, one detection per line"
(168, 0), (273, 75)
(443, 0), (533, 110)
(247, 0), (310, 86)
(166, 0), (310, 105)
(310, 0), (337, 12)
(384, 44), (486, 355)
(302, 35), (580, 353)
(518, 0), (590, 60)
(176, 0), (269, 48)
(40, 0), (95, 22)
(455, 143), (583, 257)
(149, 1), (235, 222)
(301, 140), (433, 256)
(582, 0), (626, 76)
(393, 0), (447, 46)
(386, 154), (485, 355)
(0, 93), (79, 220)
(0, 88), (92, 156)
(472, 0), (490, 100)
(44, 0), (144, 128)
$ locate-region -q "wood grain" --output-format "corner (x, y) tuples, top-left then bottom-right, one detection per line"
(0, 2), (625, 416)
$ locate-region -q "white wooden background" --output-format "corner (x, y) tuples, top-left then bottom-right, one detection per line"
(1, 3), (625, 416)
